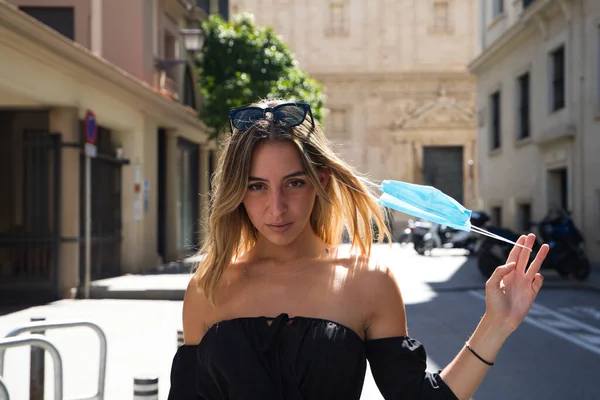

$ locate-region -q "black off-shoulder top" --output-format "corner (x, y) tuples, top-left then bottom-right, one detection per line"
(167, 313), (458, 399)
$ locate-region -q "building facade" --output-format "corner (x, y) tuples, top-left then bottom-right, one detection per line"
(229, 0), (480, 233)
(469, 0), (600, 262)
(0, 0), (222, 303)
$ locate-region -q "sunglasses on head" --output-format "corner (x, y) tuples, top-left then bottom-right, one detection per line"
(228, 102), (315, 132)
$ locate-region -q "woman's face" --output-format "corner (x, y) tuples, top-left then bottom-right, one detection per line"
(242, 140), (327, 246)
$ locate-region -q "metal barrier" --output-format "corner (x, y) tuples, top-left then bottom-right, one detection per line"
(0, 320), (107, 400)
(0, 335), (63, 400)
(0, 374), (10, 400)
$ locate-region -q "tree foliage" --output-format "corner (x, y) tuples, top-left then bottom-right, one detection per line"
(196, 12), (327, 139)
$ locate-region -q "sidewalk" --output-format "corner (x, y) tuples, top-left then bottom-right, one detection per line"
(0, 299), (183, 400)
(88, 250), (600, 301)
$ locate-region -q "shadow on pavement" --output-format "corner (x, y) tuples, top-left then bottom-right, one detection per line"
(134, 260), (195, 275)
(400, 248), (600, 400)
(0, 303), (44, 318)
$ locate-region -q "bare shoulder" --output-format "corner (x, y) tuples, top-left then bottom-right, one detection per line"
(344, 255), (408, 340)
(182, 274), (213, 345)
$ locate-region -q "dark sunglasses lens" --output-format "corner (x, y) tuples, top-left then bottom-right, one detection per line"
(231, 108), (264, 130)
(273, 105), (307, 127)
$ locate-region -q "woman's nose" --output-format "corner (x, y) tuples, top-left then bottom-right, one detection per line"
(269, 190), (287, 216)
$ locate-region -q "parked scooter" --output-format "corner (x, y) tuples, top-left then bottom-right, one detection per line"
(406, 218), (431, 254)
(411, 211), (491, 256)
(476, 208), (590, 280)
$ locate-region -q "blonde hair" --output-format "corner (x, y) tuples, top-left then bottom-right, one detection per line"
(194, 98), (391, 304)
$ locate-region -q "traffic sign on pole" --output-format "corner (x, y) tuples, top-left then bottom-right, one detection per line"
(84, 110), (98, 145)
(83, 109), (96, 299)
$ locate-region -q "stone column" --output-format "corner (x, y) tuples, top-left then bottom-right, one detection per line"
(49, 107), (80, 299)
(114, 124), (142, 274)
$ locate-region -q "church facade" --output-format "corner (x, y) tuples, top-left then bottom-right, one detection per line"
(230, 0), (480, 231)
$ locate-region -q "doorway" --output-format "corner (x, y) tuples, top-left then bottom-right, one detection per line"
(78, 124), (123, 281)
(0, 110), (62, 304)
(547, 167), (568, 212)
(422, 146), (464, 204)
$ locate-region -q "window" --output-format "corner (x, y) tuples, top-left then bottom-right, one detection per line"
(325, 0), (349, 37)
(550, 46), (566, 111)
(183, 65), (197, 110)
(491, 206), (503, 227)
(547, 167), (568, 212)
(19, 6), (75, 40)
(196, 0), (210, 15)
(492, 0), (504, 17)
(218, 0), (229, 21)
(432, 2), (451, 32)
(163, 31), (178, 81)
(517, 72), (531, 140)
(518, 203), (532, 232)
(489, 90), (501, 150)
(330, 109), (348, 137)
(523, 0), (536, 9)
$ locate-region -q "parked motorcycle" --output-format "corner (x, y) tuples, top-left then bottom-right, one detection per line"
(411, 211), (491, 256)
(476, 208), (590, 280)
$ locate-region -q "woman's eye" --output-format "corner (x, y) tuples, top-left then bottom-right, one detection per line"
(288, 180), (305, 188)
(248, 183), (264, 191)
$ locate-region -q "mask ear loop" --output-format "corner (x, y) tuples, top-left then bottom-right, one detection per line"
(470, 225), (533, 251)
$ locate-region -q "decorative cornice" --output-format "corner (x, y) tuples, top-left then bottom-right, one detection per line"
(557, 0), (573, 21)
(310, 71), (476, 83)
(535, 123), (577, 147)
(388, 87), (476, 130)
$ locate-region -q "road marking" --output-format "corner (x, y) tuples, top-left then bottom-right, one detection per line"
(469, 290), (600, 357)
(575, 333), (600, 347)
(559, 306), (600, 322)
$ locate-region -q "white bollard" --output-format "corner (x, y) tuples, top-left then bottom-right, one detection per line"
(177, 329), (184, 347)
(133, 376), (158, 400)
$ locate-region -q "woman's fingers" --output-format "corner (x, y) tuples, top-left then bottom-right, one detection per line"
(526, 244), (549, 280)
(516, 234), (536, 274)
(532, 273), (545, 295)
(506, 235), (527, 265)
(487, 262), (516, 288)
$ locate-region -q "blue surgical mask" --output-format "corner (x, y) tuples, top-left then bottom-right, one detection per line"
(378, 180), (472, 231)
(378, 180), (529, 248)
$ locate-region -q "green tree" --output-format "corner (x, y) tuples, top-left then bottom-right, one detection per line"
(196, 12), (327, 139)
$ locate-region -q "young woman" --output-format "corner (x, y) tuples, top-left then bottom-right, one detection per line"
(168, 99), (548, 400)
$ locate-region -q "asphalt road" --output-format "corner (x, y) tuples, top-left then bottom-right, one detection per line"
(358, 244), (600, 400)
(1, 244), (599, 399)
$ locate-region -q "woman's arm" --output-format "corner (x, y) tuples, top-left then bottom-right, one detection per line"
(365, 234), (548, 400)
(182, 275), (213, 344)
(437, 311), (512, 399)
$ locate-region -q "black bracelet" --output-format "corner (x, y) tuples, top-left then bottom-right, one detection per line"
(465, 342), (494, 366)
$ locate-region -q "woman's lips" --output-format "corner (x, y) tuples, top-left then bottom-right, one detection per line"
(267, 223), (293, 233)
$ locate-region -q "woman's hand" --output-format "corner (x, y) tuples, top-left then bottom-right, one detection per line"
(484, 233), (549, 334)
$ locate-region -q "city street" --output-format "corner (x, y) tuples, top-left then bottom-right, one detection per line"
(1, 244), (599, 399)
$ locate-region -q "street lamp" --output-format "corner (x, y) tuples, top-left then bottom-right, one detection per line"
(180, 28), (205, 53)
(154, 27), (205, 71)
